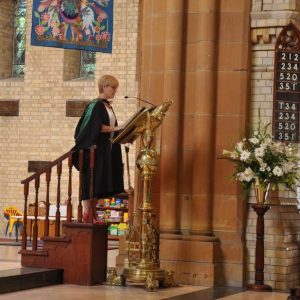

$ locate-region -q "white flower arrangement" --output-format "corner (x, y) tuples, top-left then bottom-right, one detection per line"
(222, 120), (300, 192)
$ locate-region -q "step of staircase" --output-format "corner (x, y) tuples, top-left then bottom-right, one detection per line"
(0, 267), (63, 294)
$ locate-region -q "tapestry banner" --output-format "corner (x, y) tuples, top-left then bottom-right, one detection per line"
(31, 0), (113, 53)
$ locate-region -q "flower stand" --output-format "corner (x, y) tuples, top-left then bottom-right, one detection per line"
(248, 204), (272, 291)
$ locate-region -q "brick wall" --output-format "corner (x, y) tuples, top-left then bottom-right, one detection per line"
(0, 1), (14, 78)
(0, 0), (140, 236)
(63, 50), (81, 81)
(247, 0), (300, 289)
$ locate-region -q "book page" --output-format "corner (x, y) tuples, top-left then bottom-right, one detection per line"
(113, 106), (150, 144)
(119, 106), (147, 130)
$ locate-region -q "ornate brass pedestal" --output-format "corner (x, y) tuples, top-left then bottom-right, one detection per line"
(122, 100), (174, 291)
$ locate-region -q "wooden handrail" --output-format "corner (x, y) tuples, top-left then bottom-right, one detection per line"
(21, 145), (97, 184)
(21, 151), (72, 184)
(20, 145), (97, 251)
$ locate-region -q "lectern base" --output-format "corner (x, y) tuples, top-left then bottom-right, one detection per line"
(123, 267), (166, 282)
(123, 266), (173, 291)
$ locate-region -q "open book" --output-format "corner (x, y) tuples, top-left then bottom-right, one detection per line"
(113, 106), (152, 144)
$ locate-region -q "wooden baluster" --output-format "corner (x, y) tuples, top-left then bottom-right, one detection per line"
(125, 145), (134, 226)
(77, 150), (84, 222)
(89, 147), (95, 223)
(125, 145), (132, 189)
(20, 150), (73, 248)
(44, 169), (51, 237)
(22, 182), (29, 250)
(32, 177), (40, 251)
(55, 161), (62, 237)
(128, 188), (134, 227)
(67, 154), (73, 222)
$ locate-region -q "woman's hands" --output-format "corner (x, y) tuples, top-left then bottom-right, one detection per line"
(114, 126), (123, 132)
(101, 125), (122, 133)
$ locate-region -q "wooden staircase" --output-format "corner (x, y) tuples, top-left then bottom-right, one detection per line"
(19, 146), (109, 285)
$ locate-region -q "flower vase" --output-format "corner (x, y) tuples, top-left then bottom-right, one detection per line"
(254, 183), (270, 205)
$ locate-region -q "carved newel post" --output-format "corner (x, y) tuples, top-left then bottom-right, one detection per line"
(248, 204), (272, 291)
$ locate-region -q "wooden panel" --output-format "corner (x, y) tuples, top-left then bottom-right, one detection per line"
(0, 100), (19, 116)
(66, 100), (89, 117)
(26, 219), (56, 239)
(28, 161), (51, 173)
(21, 223), (108, 285)
(273, 50), (300, 142)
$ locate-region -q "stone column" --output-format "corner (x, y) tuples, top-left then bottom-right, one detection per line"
(189, 0), (219, 236)
(138, 0), (252, 286)
(139, 0), (186, 234)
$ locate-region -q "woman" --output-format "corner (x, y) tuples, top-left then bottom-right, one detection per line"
(72, 75), (124, 223)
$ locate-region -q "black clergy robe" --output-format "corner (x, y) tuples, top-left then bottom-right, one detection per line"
(72, 99), (124, 200)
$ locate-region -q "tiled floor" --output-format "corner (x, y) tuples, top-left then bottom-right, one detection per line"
(0, 243), (290, 300)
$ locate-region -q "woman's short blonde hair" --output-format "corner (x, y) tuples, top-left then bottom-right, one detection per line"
(98, 75), (119, 93)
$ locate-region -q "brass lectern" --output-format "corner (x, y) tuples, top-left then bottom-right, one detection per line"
(112, 100), (174, 291)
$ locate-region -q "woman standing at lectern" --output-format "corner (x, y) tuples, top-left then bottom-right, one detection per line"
(72, 75), (124, 223)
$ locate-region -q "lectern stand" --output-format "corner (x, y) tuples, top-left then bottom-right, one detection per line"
(112, 100), (174, 291)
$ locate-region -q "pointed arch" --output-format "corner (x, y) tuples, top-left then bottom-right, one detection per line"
(275, 22), (300, 50)
(12, 0), (26, 77)
(80, 50), (95, 78)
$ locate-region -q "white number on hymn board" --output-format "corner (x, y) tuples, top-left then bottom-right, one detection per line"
(280, 62), (299, 71)
(277, 123), (297, 130)
(281, 52), (299, 61)
(278, 82), (298, 91)
(278, 132), (296, 141)
(278, 112), (297, 120)
(277, 102), (297, 110)
(279, 73), (298, 81)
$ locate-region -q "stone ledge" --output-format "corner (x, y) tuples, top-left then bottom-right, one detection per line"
(0, 268), (63, 294)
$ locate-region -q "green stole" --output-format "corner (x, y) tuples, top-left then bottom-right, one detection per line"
(79, 98), (99, 133)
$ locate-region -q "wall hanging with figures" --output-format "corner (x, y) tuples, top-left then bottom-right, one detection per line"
(31, 0), (113, 52)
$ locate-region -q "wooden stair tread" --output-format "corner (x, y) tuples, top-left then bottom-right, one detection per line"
(19, 249), (48, 256)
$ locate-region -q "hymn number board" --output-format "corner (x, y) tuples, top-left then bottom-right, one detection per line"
(274, 49), (300, 142)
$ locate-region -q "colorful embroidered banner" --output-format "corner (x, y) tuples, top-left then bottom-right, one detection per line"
(31, 0), (113, 53)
